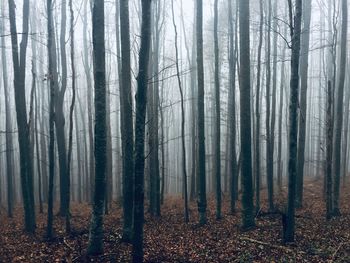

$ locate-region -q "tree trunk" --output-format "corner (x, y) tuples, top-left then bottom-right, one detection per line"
(296, 0), (312, 208)
(213, 0), (222, 220)
(196, 0), (207, 226)
(285, 0), (302, 243)
(83, 0), (95, 203)
(332, 0), (347, 216)
(57, 0), (69, 217)
(120, 0), (134, 242)
(87, 0), (107, 255)
(1, 2), (14, 218)
(65, 0), (76, 233)
(132, 1), (152, 261)
(239, 0), (255, 230)
(254, 0), (264, 214)
(8, 0), (36, 233)
(326, 81), (334, 219)
(46, 0), (58, 238)
(171, 0), (189, 223)
(265, 0), (274, 212)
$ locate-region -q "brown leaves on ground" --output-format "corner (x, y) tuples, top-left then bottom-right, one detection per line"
(1, 179), (350, 262)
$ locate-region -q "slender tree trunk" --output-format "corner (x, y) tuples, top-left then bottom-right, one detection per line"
(65, 0), (76, 233)
(34, 82), (43, 214)
(171, 0), (189, 223)
(132, 1), (152, 261)
(213, 0), (222, 220)
(119, 0), (135, 242)
(74, 102), (82, 203)
(277, 36), (287, 191)
(285, 0), (302, 243)
(1, 2), (14, 218)
(239, 0), (255, 230)
(332, 0), (347, 216)
(255, 0), (264, 214)
(8, 0), (36, 233)
(56, 0), (69, 217)
(196, 0), (207, 226)
(87, 0), (107, 255)
(83, 0), (95, 203)
(296, 0), (312, 208)
(326, 80), (334, 219)
(265, 0), (274, 212)
(46, 0), (58, 238)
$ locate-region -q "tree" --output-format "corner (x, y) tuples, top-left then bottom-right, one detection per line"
(1, 0), (14, 218)
(213, 0), (221, 220)
(228, 0), (238, 214)
(83, 0), (95, 203)
(326, 80), (333, 219)
(46, 0), (59, 238)
(239, 0), (255, 230)
(332, 0), (347, 216)
(171, 0), (189, 223)
(87, 0), (107, 255)
(132, 0), (152, 261)
(285, 0), (303, 243)
(255, 0), (264, 214)
(8, 0), (36, 233)
(66, 0), (76, 233)
(265, 0), (274, 212)
(296, 0), (312, 208)
(119, 0), (134, 242)
(196, 0), (207, 226)
(56, 0), (70, 217)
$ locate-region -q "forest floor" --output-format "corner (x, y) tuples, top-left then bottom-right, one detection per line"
(1, 179), (350, 262)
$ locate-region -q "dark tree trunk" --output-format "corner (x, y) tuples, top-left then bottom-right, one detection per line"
(46, 0), (58, 238)
(132, 1), (152, 262)
(57, 0), (69, 217)
(74, 102), (82, 203)
(255, 0), (264, 214)
(285, 0), (302, 243)
(171, 0), (189, 223)
(228, 0), (238, 214)
(213, 0), (221, 220)
(66, 0), (76, 233)
(87, 0), (107, 255)
(239, 0), (255, 230)
(196, 0), (207, 226)
(296, 0), (312, 208)
(8, 0), (36, 233)
(265, 0), (274, 212)
(332, 0), (347, 216)
(119, 0), (134, 241)
(326, 81), (334, 219)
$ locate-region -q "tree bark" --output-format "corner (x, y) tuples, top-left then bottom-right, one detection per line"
(132, 1), (152, 261)
(296, 0), (312, 208)
(1, 2), (14, 218)
(8, 0), (36, 233)
(332, 0), (347, 216)
(285, 0), (302, 243)
(46, 0), (58, 238)
(196, 0), (207, 226)
(213, 0), (222, 220)
(56, 0), (69, 217)
(255, 0), (264, 214)
(87, 0), (107, 255)
(239, 0), (255, 230)
(120, 0), (134, 242)
(171, 0), (189, 223)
